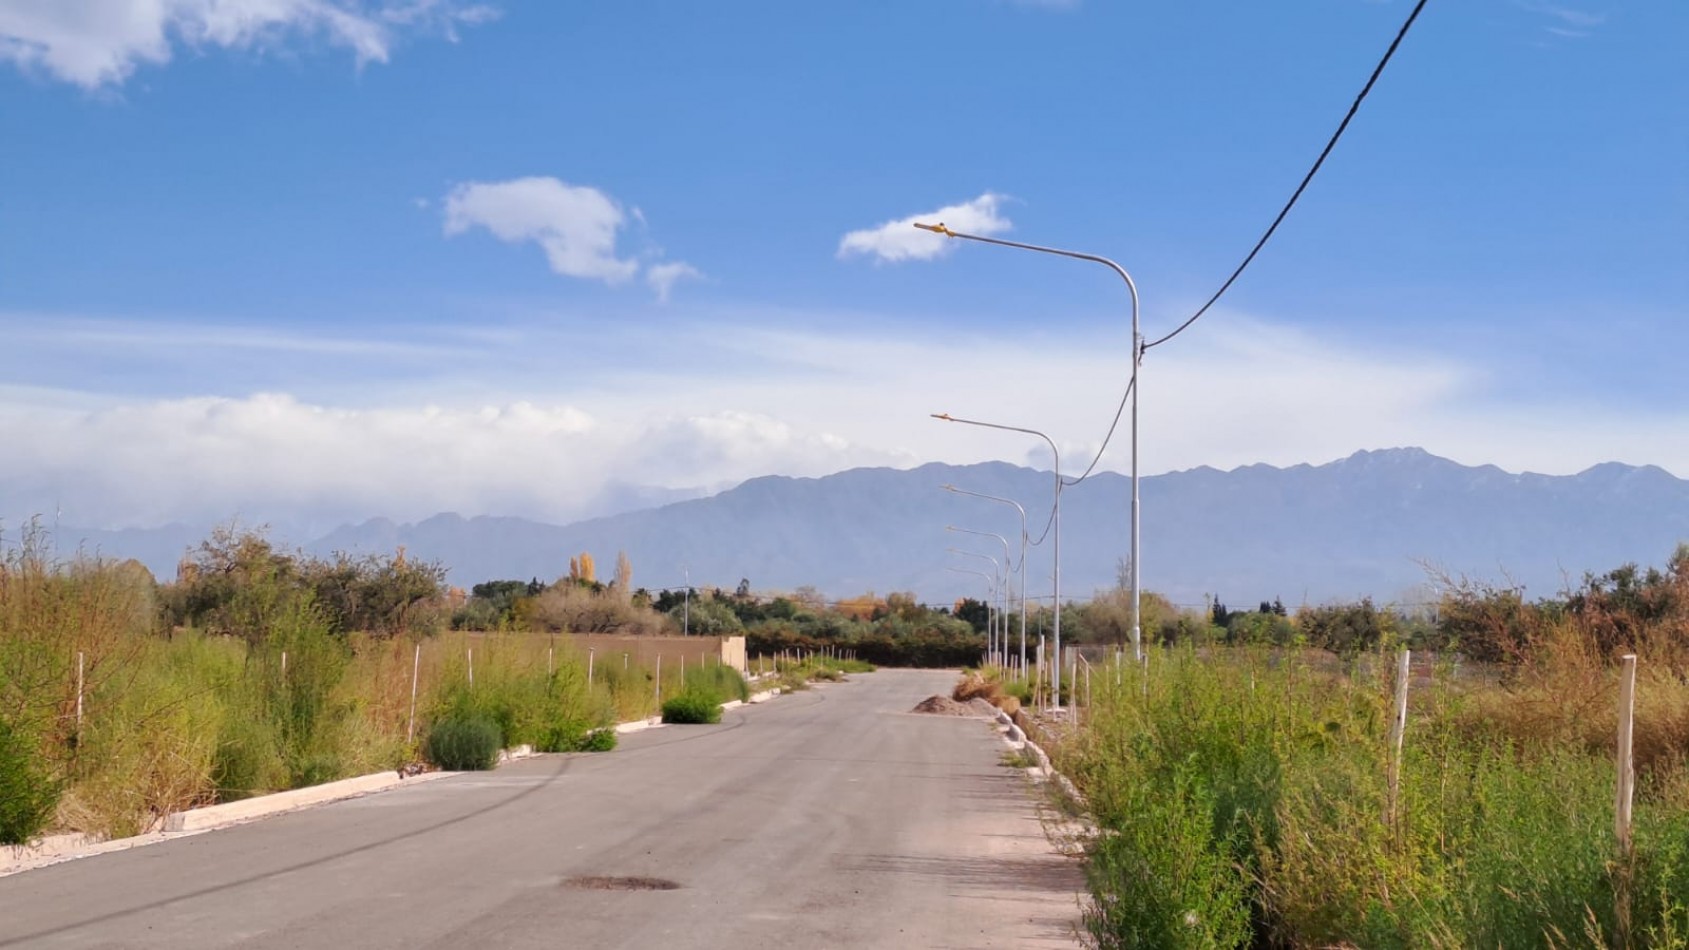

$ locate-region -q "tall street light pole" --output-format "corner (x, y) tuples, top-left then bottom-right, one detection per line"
(934, 413), (1066, 705)
(943, 484), (1028, 672)
(948, 547), (1002, 661)
(946, 566), (995, 664)
(918, 222), (1144, 665)
(947, 526), (1012, 667)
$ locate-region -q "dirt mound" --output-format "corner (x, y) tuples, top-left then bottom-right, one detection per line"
(966, 698), (1000, 717)
(911, 695), (978, 716)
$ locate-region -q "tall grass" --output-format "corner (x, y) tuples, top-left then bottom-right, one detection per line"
(0, 533), (664, 840)
(1054, 646), (1689, 949)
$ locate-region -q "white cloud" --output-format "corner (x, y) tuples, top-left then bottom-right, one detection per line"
(444, 177), (640, 284)
(837, 193), (1011, 263)
(0, 0), (495, 89)
(6, 307), (1688, 535)
(646, 261), (702, 303)
(0, 393), (888, 532)
(443, 176), (701, 299)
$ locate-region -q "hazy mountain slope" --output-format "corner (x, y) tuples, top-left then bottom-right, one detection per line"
(305, 449), (1689, 606)
(61, 449), (1689, 606)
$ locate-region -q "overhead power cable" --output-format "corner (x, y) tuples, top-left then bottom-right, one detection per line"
(1060, 375), (1135, 490)
(1142, 0), (1431, 352)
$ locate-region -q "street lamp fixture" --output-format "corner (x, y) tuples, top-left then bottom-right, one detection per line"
(944, 484), (1028, 672)
(919, 223), (1144, 666)
(946, 525), (1012, 667)
(933, 412), (1066, 702)
(945, 566), (996, 665)
(947, 547), (1001, 661)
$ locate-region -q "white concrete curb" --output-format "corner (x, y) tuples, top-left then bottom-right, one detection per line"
(163, 769), (459, 833)
(6, 674), (794, 877)
(614, 716), (663, 734)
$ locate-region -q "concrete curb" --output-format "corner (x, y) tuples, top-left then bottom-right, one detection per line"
(998, 710), (1088, 812)
(6, 673), (792, 877)
(163, 769), (460, 834)
(614, 716), (663, 734)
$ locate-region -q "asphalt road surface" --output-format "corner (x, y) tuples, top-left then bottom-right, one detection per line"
(0, 669), (1084, 949)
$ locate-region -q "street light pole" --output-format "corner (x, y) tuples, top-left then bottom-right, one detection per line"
(918, 222), (1144, 665)
(946, 566), (996, 665)
(947, 526), (1012, 667)
(934, 413), (1065, 704)
(948, 547), (1001, 662)
(943, 484), (1029, 673)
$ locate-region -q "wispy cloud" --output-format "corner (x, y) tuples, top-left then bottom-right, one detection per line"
(1515, 1), (1606, 38)
(646, 261), (704, 303)
(0, 0), (497, 89)
(443, 176), (700, 300)
(837, 193), (1011, 263)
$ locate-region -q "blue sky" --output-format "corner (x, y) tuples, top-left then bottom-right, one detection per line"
(1, 0), (1685, 534)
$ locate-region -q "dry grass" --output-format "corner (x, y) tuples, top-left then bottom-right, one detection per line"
(952, 672), (1003, 705)
(955, 669), (1027, 717)
(1452, 620), (1689, 778)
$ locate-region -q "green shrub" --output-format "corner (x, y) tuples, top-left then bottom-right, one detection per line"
(1081, 765), (1253, 949)
(661, 691), (722, 724)
(580, 728), (617, 752)
(0, 716), (58, 845)
(212, 713), (284, 800)
(424, 716), (501, 770)
(534, 720), (587, 753)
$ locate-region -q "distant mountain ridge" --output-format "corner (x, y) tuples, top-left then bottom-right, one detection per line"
(53, 449), (1689, 606)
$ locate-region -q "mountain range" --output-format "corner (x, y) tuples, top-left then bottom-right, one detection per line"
(46, 448), (1689, 608)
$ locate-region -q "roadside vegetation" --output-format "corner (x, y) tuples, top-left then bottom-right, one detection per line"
(754, 651), (876, 694)
(454, 575), (986, 668)
(1016, 545), (1689, 949)
(0, 526), (660, 844)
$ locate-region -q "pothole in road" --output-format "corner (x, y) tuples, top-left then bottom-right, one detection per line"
(562, 875), (682, 891)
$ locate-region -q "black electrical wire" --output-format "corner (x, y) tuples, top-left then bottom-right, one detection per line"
(1143, 0), (1431, 351)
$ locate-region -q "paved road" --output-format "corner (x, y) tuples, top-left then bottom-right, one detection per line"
(1, 670), (1084, 949)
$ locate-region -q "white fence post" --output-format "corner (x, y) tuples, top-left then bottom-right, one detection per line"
(588, 648), (595, 687)
(407, 643), (421, 744)
(76, 651), (85, 731)
(1616, 653), (1638, 948)
(1388, 649), (1411, 828)
(467, 648), (473, 688)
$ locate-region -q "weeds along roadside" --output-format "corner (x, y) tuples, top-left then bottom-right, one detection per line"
(1022, 644), (1689, 949)
(0, 539), (666, 844)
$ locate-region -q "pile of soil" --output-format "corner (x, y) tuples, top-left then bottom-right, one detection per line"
(911, 695), (976, 716)
(966, 698), (1000, 717)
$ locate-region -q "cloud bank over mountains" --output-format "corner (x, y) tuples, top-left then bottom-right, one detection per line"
(6, 305), (1688, 537)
